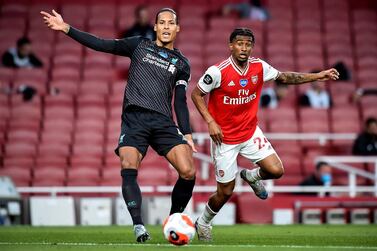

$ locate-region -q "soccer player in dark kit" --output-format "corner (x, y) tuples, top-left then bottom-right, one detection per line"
(41, 8), (196, 242)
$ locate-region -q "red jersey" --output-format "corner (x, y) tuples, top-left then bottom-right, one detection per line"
(198, 56), (279, 144)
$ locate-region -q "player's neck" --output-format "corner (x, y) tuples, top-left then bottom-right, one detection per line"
(231, 55), (248, 70)
(155, 40), (174, 50)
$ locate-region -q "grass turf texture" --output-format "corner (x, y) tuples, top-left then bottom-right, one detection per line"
(0, 225), (376, 251)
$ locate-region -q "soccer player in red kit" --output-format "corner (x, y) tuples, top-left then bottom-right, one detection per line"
(191, 28), (339, 241)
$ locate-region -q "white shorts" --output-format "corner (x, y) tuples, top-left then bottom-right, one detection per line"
(211, 126), (276, 183)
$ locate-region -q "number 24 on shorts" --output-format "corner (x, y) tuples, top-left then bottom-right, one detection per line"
(254, 137), (268, 150)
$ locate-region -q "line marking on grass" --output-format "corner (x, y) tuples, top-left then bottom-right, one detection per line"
(0, 242), (377, 249)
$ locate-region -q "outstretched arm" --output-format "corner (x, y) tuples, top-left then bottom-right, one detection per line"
(40, 10), (127, 55)
(276, 68), (340, 85)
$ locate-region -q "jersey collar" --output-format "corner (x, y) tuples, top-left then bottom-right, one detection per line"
(230, 55), (249, 76)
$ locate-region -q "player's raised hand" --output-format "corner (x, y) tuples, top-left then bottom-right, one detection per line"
(40, 9), (70, 33)
(208, 120), (223, 145)
(317, 68), (340, 81)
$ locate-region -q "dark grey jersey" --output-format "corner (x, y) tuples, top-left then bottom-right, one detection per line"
(67, 28), (191, 133)
(123, 37), (191, 118)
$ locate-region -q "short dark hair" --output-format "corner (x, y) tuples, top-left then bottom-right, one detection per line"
(229, 28), (255, 43)
(17, 37), (31, 47)
(155, 8), (178, 25)
(366, 117), (377, 127)
(316, 161), (328, 171)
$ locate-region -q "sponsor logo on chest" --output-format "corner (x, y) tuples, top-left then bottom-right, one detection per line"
(142, 51), (176, 74)
(239, 79), (248, 87)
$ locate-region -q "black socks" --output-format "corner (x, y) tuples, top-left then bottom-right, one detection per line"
(169, 176), (196, 215)
(121, 169), (143, 225)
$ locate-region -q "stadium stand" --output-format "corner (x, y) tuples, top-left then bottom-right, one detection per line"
(0, 0), (376, 222)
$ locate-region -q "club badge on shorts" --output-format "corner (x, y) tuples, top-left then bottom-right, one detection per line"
(218, 170), (225, 177)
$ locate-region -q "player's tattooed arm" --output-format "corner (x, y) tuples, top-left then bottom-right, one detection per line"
(277, 68), (340, 85)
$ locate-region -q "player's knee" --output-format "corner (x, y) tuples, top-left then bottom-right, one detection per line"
(218, 184), (234, 201)
(179, 167), (196, 180)
(120, 156), (134, 169)
(218, 189), (233, 201)
(223, 189), (233, 200)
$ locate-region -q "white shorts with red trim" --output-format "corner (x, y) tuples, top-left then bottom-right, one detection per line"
(211, 126), (276, 183)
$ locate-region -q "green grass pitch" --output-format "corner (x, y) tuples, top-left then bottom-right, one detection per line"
(0, 225), (376, 251)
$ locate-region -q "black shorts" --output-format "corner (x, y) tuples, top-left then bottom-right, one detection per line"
(115, 106), (187, 157)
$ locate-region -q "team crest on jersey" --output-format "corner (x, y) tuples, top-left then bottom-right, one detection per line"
(239, 79), (248, 87)
(171, 58), (178, 65)
(251, 75), (258, 84)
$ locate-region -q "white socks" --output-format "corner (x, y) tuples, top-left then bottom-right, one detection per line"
(198, 203), (217, 226)
(245, 167), (262, 183)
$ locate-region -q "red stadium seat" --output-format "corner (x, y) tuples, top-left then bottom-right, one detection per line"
(82, 68), (116, 81)
(75, 118), (105, 132)
(54, 41), (83, 56)
(5, 142), (37, 157)
(51, 67), (81, 82)
(138, 166), (170, 186)
(67, 167), (100, 183)
(85, 49), (113, 64)
(72, 143), (104, 157)
(79, 80), (110, 96)
(38, 142), (70, 157)
(50, 80), (79, 96)
(14, 68), (47, 83)
(2, 157), (34, 169)
(32, 179), (65, 187)
(0, 166), (31, 186)
(33, 167), (66, 186)
(0, 68), (16, 82)
(7, 129), (39, 144)
(41, 130), (73, 145)
(44, 94), (74, 107)
(269, 119), (299, 132)
(53, 54), (82, 69)
(11, 105), (41, 120)
(331, 107), (360, 133)
(35, 156), (68, 168)
(102, 166), (120, 181)
(279, 154), (302, 176)
(74, 131), (105, 145)
(299, 108), (330, 133)
(44, 106), (74, 120)
(8, 118), (40, 131)
(238, 194), (273, 223)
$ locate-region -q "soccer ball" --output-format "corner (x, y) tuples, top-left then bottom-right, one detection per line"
(162, 213), (196, 246)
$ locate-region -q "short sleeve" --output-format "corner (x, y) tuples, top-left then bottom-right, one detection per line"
(114, 36), (143, 57)
(197, 66), (221, 94)
(260, 60), (280, 82)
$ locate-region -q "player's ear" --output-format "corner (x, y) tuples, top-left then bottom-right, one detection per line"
(228, 42), (233, 51)
(176, 25), (180, 33)
(154, 24), (157, 32)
